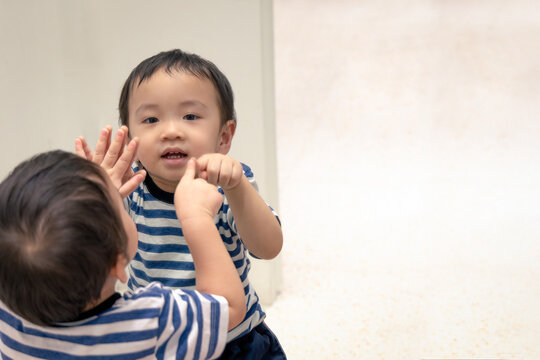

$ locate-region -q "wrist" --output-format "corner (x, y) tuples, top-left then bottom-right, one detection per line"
(178, 215), (215, 228)
(178, 213), (214, 227)
(222, 174), (248, 193)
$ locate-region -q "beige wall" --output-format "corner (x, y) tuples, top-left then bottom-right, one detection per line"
(270, 0), (540, 358)
(0, 0), (281, 305)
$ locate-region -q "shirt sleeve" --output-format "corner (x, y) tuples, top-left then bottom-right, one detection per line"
(155, 287), (229, 360)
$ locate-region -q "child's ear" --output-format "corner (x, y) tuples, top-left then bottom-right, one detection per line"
(110, 254), (129, 283)
(218, 120), (236, 154)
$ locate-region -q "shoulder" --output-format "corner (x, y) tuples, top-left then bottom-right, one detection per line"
(133, 283), (229, 359)
(124, 282), (227, 311)
(121, 282), (169, 305)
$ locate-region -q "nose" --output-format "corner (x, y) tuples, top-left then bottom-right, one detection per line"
(160, 118), (185, 141)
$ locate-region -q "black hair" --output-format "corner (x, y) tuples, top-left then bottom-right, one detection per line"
(118, 48), (236, 128)
(0, 150), (128, 325)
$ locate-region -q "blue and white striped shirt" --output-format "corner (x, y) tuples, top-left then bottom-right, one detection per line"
(125, 163), (277, 341)
(0, 282), (228, 359)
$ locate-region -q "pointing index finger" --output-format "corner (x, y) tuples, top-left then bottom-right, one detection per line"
(182, 158), (197, 181)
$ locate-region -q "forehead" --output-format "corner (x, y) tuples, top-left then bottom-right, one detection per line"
(130, 69), (219, 105)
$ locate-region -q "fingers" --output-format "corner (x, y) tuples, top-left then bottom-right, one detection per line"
(196, 154), (243, 190)
(207, 158), (222, 185)
(228, 162), (243, 189)
(182, 158), (198, 182)
(174, 159), (222, 221)
(75, 125), (141, 196)
(110, 136), (139, 180)
(119, 169), (146, 198)
(103, 126), (128, 169)
(93, 126), (113, 165)
(74, 136), (93, 160)
(196, 155), (220, 185)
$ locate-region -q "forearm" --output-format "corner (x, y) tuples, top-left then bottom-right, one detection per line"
(224, 176), (283, 259)
(181, 218), (246, 330)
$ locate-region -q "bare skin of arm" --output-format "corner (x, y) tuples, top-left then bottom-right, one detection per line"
(223, 176), (283, 259)
(175, 159), (246, 330)
(197, 154), (283, 259)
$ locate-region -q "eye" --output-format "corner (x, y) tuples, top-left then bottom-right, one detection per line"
(184, 114), (199, 121)
(142, 117), (158, 124)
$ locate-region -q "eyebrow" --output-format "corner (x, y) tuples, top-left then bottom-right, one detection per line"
(134, 104), (159, 116)
(134, 100), (208, 116)
(179, 100), (208, 109)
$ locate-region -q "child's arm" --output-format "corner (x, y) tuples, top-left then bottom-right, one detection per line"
(197, 154), (283, 259)
(75, 125), (146, 197)
(175, 158), (246, 330)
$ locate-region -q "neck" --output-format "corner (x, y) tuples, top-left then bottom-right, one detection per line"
(145, 173), (175, 203)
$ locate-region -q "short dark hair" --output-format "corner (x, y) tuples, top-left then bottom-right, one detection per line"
(0, 150), (128, 326)
(118, 49), (236, 128)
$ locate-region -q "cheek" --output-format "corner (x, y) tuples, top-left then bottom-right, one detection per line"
(195, 128), (222, 150)
(133, 144), (152, 168)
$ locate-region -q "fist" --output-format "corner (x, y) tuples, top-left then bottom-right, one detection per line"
(174, 158), (222, 222)
(196, 154), (244, 191)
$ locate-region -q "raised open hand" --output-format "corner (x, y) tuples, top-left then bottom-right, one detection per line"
(75, 126), (145, 197)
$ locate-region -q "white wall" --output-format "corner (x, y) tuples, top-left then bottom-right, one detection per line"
(0, 0), (281, 305)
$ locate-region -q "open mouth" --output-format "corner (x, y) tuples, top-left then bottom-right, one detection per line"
(161, 151), (187, 159)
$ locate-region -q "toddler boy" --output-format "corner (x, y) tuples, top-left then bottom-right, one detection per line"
(0, 149), (245, 359)
(77, 48), (286, 358)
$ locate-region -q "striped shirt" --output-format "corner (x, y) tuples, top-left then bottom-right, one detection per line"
(125, 163), (278, 341)
(0, 282), (228, 359)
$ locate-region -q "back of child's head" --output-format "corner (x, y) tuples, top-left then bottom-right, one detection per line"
(0, 150), (127, 326)
(119, 48), (236, 128)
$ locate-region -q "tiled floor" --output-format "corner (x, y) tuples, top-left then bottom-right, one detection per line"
(265, 1), (540, 359)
